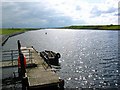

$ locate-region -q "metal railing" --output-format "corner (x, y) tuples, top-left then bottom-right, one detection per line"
(2, 49), (33, 67)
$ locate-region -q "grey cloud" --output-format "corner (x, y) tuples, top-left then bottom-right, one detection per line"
(105, 7), (117, 13)
(114, 13), (120, 16)
(2, 2), (86, 28)
(91, 6), (117, 17)
(2, 2), (59, 27)
(76, 6), (81, 10)
(91, 7), (101, 17)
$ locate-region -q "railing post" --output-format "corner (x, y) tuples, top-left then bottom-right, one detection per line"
(31, 50), (33, 64)
(11, 50), (13, 66)
(29, 49), (32, 64)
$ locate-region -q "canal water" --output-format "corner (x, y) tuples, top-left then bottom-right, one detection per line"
(2, 29), (120, 89)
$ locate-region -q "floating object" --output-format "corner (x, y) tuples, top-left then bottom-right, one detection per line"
(40, 50), (61, 66)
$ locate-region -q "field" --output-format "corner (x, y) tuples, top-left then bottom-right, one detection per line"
(0, 28), (40, 35)
(0, 25), (119, 35)
(62, 25), (120, 30)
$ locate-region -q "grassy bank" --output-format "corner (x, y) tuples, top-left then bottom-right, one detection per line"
(0, 25), (119, 35)
(62, 25), (120, 30)
(0, 28), (40, 35)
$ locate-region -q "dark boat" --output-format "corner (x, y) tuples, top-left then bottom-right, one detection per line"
(40, 50), (61, 66)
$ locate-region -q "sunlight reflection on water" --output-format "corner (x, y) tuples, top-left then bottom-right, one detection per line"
(2, 29), (119, 89)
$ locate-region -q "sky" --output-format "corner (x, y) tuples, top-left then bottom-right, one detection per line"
(1, 0), (120, 28)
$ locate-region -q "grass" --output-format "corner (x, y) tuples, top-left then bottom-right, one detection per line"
(62, 25), (120, 30)
(0, 25), (119, 35)
(0, 28), (40, 35)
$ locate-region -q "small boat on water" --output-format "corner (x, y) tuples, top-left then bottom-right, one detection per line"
(40, 50), (61, 66)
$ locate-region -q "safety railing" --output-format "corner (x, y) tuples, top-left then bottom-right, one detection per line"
(2, 49), (33, 67)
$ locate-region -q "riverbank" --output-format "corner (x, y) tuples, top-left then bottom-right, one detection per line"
(61, 25), (120, 30)
(1, 32), (24, 46)
(0, 28), (41, 46)
(0, 28), (41, 35)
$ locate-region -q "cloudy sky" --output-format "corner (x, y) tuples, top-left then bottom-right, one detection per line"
(1, 0), (119, 28)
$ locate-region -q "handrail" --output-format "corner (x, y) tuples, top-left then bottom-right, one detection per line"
(2, 49), (33, 66)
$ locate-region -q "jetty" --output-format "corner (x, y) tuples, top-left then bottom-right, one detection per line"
(1, 41), (64, 90)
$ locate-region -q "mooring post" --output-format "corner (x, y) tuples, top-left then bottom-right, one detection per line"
(17, 40), (28, 90)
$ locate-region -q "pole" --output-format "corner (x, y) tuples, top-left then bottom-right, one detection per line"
(17, 40), (27, 90)
(18, 40), (21, 54)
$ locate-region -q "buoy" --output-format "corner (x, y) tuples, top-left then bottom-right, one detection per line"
(18, 55), (26, 68)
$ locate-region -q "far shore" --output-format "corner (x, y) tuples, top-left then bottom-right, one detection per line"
(0, 28), (42, 35)
(0, 28), (41, 46)
(0, 25), (120, 35)
(0, 25), (119, 46)
(61, 25), (120, 30)
(0, 25), (120, 37)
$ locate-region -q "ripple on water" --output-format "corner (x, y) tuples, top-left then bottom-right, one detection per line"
(88, 74), (92, 78)
(67, 77), (71, 81)
(2, 29), (119, 89)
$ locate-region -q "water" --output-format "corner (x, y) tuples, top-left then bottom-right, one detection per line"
(2, 29), (120, 89)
